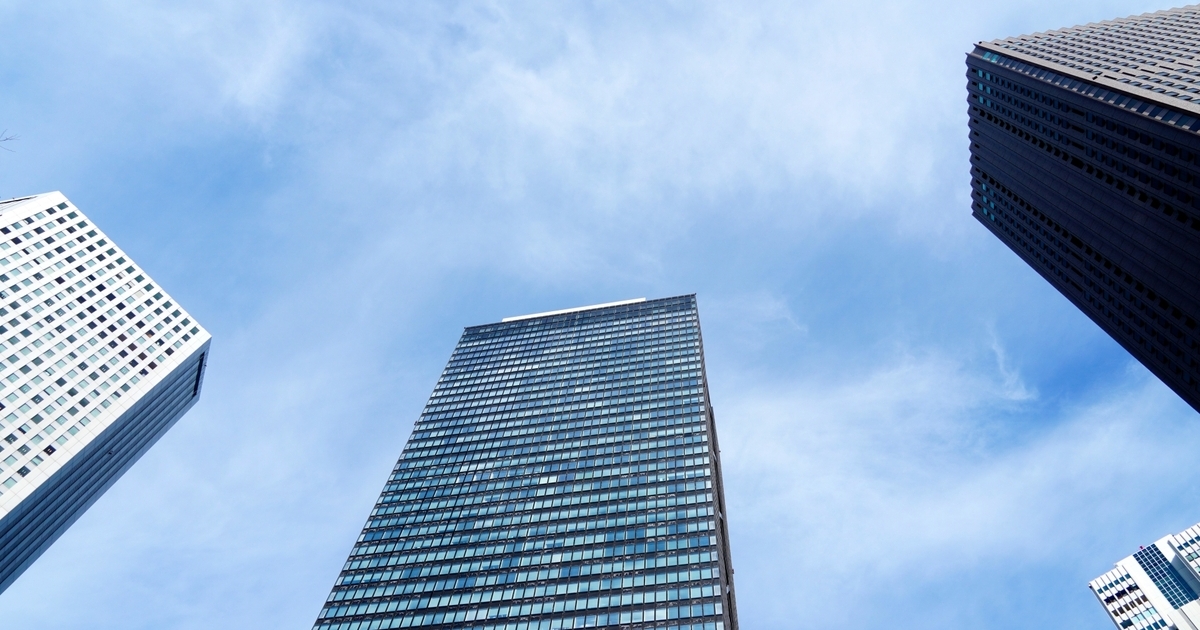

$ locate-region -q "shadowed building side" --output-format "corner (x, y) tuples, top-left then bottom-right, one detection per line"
(965, 6), (1200, 413)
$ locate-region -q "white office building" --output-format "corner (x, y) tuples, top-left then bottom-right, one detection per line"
(0, 192), (210, 592)
(1091, 522), (1200, 629)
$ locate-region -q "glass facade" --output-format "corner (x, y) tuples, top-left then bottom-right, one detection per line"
(1134, 545), (1198, 610)
(1089, 516), (1200, 629)
(965, 6), (1200, 414)
(314, 295), (738, 630)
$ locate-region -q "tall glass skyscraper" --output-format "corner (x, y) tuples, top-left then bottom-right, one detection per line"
(0, 192), (210, 592)
(313, 295), (738, 630)
(966, 6), (1200, 413)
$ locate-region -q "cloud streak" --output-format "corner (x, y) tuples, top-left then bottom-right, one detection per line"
(0, 1), (1192, 629)
(720, 355), (1200, 628)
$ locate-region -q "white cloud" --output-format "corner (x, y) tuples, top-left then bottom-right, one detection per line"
(0, 1), (1192, 629)
(988, 326), (1037, 402)
(316, 0), (969, 209)
(719, 354), (1199, 626)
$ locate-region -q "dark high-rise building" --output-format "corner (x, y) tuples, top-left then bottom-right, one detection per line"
(313, 296), (738, 630)
(966, 6), (1200, 413)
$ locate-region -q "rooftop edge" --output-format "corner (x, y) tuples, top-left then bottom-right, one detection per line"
(501, 298), (647, 322)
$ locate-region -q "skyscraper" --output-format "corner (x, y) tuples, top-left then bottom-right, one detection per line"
(0, 192), (210, 592)
(313, 295), (738, 630)
(966, 6), (1200, 413)
(1089, 520), (1200, 629)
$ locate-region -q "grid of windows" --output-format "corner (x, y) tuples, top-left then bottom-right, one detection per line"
(975, 48), (1200, 135)
(965, 8), (1200, 415)
(1086, 517), (1200, 628)
(0, 191), (211, 594)
(0, 193), (208, 514)
(1171, 524), (1200, 578)
(1089, 570), (1169, 629)
(1135, 545), (1199, 610)
(985, 6), (1200, 107)
(314, 296), (738, 630)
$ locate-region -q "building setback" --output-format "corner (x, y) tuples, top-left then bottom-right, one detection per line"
(966, 5), (1200, 413)
(0, 192), (210, 593)
(313, 295), (738, 630)
(1090, 521), (1200, 629)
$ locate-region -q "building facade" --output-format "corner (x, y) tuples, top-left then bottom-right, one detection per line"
(313, 295), (738, 630)
(0, 192), (210, 592)
(1090, 521), (1200, 629)
(966, 6), (1200, 413)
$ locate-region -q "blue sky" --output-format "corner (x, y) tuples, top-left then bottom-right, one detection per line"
(0, 1), (1197, 628)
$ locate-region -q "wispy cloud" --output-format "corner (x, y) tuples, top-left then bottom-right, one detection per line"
(720, 356), (1198, 627)
(988, 325), (1037, 402)
(0, 1), (1190, 629)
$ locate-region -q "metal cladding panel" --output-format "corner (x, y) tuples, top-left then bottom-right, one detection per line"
(314, 295), (738, 630)
(0, 341), (208, 592)
(966, 45), (1200, 414)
